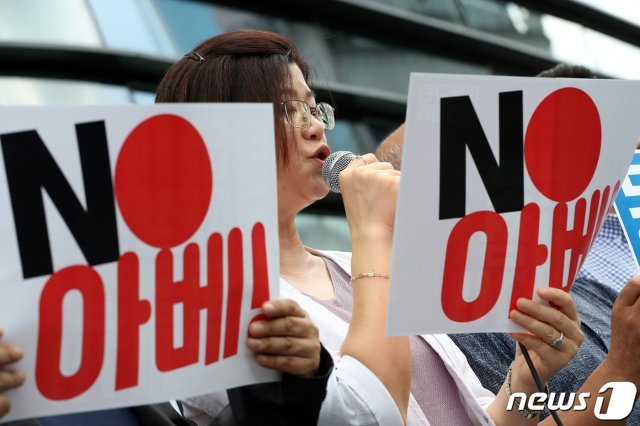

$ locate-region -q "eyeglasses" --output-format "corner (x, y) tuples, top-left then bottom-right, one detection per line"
(281, 100), (335, 131)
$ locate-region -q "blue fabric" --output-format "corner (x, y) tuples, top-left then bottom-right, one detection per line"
(576, 214), (638, 293)
(39, 408), (139, 426)
(450, 276), (639, 423)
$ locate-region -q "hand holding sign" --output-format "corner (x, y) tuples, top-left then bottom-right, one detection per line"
(248, 299), (321, 377)
(509, 288), (583, 390)
(0, 329), (25, 418)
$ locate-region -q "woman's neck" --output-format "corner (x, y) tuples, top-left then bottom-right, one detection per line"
(278, 217), (312, 276)
(278, 216), (334, 299)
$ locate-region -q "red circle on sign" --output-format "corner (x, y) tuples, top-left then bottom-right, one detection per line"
(524, 87), (601, 202)
(115, 114), (212, 248)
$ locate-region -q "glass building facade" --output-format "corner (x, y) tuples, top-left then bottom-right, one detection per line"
(1, 0), (638, 250)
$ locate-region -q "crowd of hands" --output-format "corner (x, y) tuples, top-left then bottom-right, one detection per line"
(0, 153), (639, 423)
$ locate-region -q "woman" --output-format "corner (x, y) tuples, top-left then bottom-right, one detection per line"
(156, 30), (584, 425)
(0, 38), (330, 426)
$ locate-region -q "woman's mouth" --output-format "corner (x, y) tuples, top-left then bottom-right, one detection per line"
(311, 145), (331, 167)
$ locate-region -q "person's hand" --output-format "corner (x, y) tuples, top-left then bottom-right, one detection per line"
(0, 329), (26, 418)
(602, 277), (640, 384)
(247, 299), (321, 377)
(508, 288), (583, 391)
(338, 153), (400, 241)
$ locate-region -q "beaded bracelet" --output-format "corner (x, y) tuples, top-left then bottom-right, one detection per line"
(350, 272), (390, 283)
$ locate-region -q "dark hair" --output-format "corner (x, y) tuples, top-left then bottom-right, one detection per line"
(155, 30), (310, 167)
(537, 63), (596, 79)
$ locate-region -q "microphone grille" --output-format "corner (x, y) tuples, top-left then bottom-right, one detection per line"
(322, 151), (356, 193)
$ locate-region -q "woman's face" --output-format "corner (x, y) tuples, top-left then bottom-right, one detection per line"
(277, 64), (331, 216)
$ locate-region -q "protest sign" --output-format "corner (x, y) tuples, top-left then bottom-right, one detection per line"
(0, 105), (279, 420)
(615, 149), (640, 270)
(388, 74), (640, 335)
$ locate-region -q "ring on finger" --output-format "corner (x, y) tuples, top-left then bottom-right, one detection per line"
(551, 331), (564, 349)
(356, 155), (368, 166)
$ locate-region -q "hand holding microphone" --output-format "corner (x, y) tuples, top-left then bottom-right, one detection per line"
(324, 152), (410, 418)
(322, 151), (400, 242)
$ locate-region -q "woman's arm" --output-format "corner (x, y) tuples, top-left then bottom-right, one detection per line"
(185, 298), (330, 426)
(221, 342), (333, 426)
(338, 154), (412, 421)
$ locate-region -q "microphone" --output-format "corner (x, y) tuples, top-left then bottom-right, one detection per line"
(322, 151), (357, 193)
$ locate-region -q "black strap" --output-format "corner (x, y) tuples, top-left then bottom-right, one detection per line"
(519, 343), (564, 426)
(176, 400), (185, 417)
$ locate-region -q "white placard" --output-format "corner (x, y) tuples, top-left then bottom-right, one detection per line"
(388, 74), (640, 335)
(0, 104), (279, 420)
